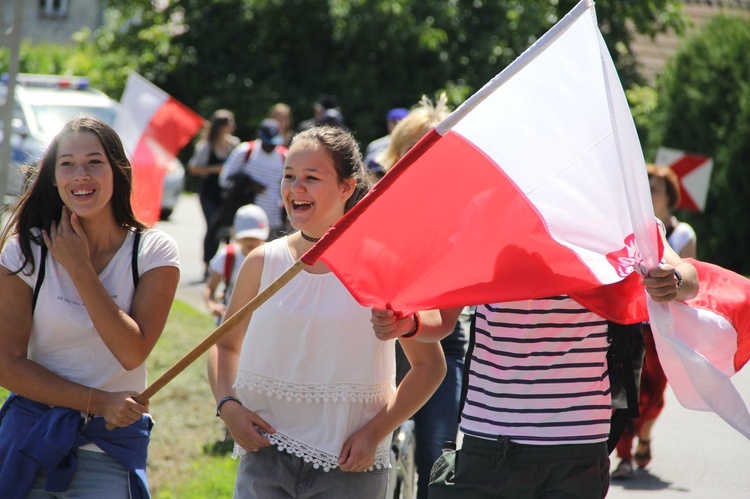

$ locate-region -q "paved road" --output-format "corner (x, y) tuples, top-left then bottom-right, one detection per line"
(157, 194), (750, 499)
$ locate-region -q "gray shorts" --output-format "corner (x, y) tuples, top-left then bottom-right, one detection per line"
(429, 435), (610, 499)
(234, 446), (389, 499)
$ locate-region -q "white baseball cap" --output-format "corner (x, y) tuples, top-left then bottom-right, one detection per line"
(233, 204), (270, 241)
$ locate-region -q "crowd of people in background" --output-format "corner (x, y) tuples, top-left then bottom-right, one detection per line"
(0, 90), (702, 499)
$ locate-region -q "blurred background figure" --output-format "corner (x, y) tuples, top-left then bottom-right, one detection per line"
(267, 103), (294, 147)
(375, 95), (468, 499)
(218, 118), (288, 241)
(297, 94), (340, 132)
(364, 107), (409, 176)
(204, 204), (269, 325)
(187, 109), (240, 279)
(648, 163), (697, 258)
(611, 163), (697, 480)
(371, 95), (450, 180)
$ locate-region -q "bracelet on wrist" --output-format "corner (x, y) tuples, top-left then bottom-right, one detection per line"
(674, 268), (683, 291)
(401, 312), (422, 339)
(216, 395), (242, 418)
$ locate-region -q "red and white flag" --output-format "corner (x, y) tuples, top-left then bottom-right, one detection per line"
(649, 260), (750, 438)
(655, 146), (713, 212)
(302, 0), (750, 438)
(305, 0), (658, 321)
(114, 72), (204, 225)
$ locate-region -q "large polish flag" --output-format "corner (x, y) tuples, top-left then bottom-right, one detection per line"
(304, 0), (658, 321)
(301, 0), (750, 438)
(114, 72), (204, 226)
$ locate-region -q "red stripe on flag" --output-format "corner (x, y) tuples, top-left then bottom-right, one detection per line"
(669, 155), (707, 212)
(304, 130), (608, 316)
(130, 140), (164, 226)
(684, 258), (750, 372)
(145, 97), (205, 156)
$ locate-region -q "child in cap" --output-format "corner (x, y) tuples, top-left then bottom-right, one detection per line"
(204, 204), (269, 324)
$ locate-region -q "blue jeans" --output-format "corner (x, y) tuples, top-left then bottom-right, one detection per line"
(412, 351), (464, 499)
(27, 450), (132, 499)
(234, 446), (389, 498)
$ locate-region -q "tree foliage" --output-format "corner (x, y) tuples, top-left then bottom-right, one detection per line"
(82, 0), (684, 144)
(650, 14), (750, 273)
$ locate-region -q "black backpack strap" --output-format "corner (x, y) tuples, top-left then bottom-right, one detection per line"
(32, 231), (141, 315)
(132, 230), (142, 287)
(32, 244), (48, 314)
(606, 322), (646, 454)
(457, 308), (477, 425)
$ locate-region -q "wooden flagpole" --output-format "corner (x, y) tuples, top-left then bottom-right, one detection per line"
(137, 259), (307, 403)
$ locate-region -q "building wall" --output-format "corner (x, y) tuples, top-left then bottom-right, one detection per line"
(21, 0), (104, 45)
(631, 0), (750, 83)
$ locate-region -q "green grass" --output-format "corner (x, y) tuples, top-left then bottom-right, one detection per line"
(145, 299), (237, 497)
(0, 299), (237, 498)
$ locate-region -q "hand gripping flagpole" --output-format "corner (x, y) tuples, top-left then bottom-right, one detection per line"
(137, 259), (308, 404)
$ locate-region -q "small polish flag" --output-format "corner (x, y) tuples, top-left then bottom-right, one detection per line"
(114, 72), (204, 225)
(655, 146), (713, 213)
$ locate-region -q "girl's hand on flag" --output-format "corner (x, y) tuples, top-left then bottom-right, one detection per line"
(371, 308), (415, 341)
(643, 263), (681, 302)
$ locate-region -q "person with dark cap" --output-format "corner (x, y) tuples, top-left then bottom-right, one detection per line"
(218, 119), (288, 240)
(364, 107), (409, 175)
(297, 94), (342, 132)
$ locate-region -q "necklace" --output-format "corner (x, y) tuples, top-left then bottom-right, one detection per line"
(300, 231), (321, 243)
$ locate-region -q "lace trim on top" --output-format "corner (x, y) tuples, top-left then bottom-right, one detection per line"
(235, 371), (393, 404)
(233, 430), (391, 472)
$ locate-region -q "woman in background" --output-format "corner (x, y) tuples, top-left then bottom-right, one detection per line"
(188, 109), (240, 278)
(267, 103), (294, 147)
(612, 163), (697, 479)
(374, 95), (469, 499)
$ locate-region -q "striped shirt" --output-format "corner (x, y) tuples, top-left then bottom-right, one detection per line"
(219, 140), (286, 229)
(460, 296), (611, 445)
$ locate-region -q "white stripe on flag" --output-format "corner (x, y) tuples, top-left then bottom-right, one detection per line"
(114, 72), (168, 156)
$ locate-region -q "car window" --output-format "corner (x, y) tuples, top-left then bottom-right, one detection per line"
(30, 104), (117, 137)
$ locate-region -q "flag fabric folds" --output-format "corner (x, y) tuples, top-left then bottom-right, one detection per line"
(114, 72), (204, 226)
(301, 0), (750, 439)
(648, 259), (750, 439)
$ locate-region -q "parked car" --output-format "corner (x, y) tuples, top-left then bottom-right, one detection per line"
(0, 73), (183, 219)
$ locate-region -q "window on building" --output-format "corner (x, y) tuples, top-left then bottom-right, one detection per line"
(38, 0), (69, 19)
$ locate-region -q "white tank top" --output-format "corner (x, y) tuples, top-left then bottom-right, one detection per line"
(234, 237), (396, 470)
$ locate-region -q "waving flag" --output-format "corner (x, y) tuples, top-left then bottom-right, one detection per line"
(299, 0), (750, 438)
(649, 260), (750, 439)
(304, 0), (658, 322)
(114, 72), (204, 225)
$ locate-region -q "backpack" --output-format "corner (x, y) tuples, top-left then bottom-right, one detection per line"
(222, 243), (236, 291)
(206, 141), (288, 248)
(606, 321), (646, 454)
(32, 231), (142, 313)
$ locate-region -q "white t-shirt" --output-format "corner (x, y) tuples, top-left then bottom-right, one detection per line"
(208, 242), (246, 304)
(667, 217), (697, 256)
(0, 229), (179, 393)
(234, 237), (395, 471)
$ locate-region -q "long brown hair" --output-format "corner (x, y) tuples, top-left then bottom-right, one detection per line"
(0, 116), (146, 275)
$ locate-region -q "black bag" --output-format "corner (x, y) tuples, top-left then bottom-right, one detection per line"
(606, 321), (646, 453)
